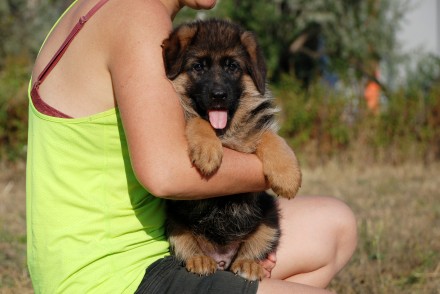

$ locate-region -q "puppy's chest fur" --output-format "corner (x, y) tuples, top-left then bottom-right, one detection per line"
(220, 94), (278, 153)
(174, 74), (280, 154)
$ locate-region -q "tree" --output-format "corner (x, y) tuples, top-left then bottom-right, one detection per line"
(0, 0), (68, 70)
(186, 0), (409, 91)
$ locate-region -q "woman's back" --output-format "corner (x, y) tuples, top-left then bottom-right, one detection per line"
(27, 1), (170, 293)
(31, 0), (116, 118)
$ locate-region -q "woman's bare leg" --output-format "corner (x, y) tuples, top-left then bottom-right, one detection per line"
(257, 195), (357, 293)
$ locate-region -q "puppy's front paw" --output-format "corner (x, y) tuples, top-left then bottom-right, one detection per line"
(186, 255), (217, 276)
(230, 259), (264, 281)
(266, 161), (301, 199)
(256, 132), (302, 199)
(186, 117), (223, 176)
(188, 138), (223, 176)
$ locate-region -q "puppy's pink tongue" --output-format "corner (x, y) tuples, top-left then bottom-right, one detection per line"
(208, 110), (228, 129)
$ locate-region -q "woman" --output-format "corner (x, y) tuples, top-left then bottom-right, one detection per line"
(27, 0), (357, 293)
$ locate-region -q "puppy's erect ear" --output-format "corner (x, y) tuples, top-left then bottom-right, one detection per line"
(240, 31), (267, 94)
(162, 25), (198, 80)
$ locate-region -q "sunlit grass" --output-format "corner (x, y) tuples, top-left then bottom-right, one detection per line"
(1, 161), (439, 293)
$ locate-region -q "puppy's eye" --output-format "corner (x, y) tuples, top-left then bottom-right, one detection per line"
(193, 63), (203, 72)
(226, 60), (240, 72)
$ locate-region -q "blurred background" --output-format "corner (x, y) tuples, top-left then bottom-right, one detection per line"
(0, 0), (439, 293)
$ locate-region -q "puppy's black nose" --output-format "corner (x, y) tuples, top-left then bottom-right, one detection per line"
(211, 90), (227, 101)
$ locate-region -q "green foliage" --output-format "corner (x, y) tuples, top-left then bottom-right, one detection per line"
(405, 54), (440, 92)
(276, 79), (353, 162)
(276, 77), (440, 164)
(0, 0), (66, 70)
(0, 0), (438, 164)
(191, 0), (408, 88)
(0, 56), (30, 161)
(0, 0), (66, 161)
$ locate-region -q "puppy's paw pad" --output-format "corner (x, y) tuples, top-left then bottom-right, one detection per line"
(230, 260), (264, 281)
(186, 255), (217, 276)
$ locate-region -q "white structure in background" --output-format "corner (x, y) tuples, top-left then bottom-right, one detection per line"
(387, 0), (440, 86)
(397, 0), (440, 56)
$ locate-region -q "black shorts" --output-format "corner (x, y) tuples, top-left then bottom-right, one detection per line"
(135, 256), (259, 294)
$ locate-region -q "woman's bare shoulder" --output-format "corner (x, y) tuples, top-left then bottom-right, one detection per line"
(104, 0), (173, 78)
(106, 0), (173, 42)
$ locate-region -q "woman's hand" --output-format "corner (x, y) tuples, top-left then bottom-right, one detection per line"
(260, 252), (277, 278)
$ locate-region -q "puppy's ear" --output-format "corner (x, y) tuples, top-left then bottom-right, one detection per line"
(240, 31), (267, 94)
(162, 25), (198, 80)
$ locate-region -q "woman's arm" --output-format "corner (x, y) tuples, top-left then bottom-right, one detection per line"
(107, 0), (267, 199)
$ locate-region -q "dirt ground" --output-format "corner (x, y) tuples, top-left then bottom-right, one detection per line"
(0, 161), (439, 293)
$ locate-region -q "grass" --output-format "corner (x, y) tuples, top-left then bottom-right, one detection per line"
(318, 162), (440, 294)
(0, 162), (32, 294)
(0, 160), (439, 293)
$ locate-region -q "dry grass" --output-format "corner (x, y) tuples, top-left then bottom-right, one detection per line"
(309, 162), (440, 294)
(0, 162), (32, 294)
(0, 161), (439, 293)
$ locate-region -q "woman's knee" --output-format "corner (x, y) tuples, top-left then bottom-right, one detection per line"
(328, 197), (358, 271)
(308, 196), (357, 272)
(274, 196), (357, 284)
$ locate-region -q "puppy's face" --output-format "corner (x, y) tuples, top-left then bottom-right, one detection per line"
(162, 20), (266, 130)
(182, 49), (244, 130)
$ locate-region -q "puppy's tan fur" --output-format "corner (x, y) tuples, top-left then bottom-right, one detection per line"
(162, 19), (302, 281)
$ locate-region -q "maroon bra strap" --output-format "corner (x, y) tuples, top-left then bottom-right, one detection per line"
(31, 0), (110, 118)
(35, 0), (108, 89)
(34, 0), (110, 88)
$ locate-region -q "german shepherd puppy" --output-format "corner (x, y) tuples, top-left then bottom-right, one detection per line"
(162, 19), (302, 281)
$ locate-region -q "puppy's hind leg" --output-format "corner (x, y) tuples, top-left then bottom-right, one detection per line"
(168, 222), (217, 275)
(230, 223), (280, 281)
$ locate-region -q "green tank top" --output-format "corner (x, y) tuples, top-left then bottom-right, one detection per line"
(26, 2), (169, 293)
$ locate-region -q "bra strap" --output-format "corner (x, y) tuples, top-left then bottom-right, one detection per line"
(34, 0), (110, 89)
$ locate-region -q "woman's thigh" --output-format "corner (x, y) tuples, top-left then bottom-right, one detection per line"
(271, 195), (357, 288)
